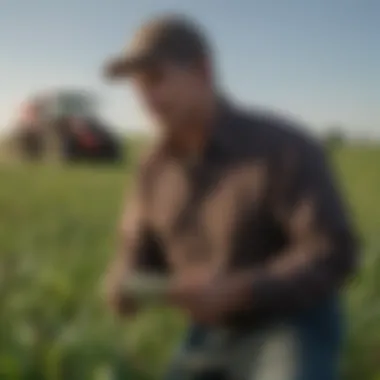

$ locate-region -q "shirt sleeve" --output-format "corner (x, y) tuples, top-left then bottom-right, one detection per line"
(250, 139), (359, 317)
(118, 188), (167, 274)
(104, 163), (167, 300)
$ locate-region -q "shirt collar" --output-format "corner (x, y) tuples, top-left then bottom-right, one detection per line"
(160, 97), (238, 165)
(202, 98), (238, 162)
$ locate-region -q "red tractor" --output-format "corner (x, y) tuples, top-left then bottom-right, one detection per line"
(13, 90), (123, 163)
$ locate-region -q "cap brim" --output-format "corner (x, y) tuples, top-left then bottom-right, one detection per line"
(104, 53), (156, 80)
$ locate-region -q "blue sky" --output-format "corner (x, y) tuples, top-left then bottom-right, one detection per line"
(1, 0), (379, 136)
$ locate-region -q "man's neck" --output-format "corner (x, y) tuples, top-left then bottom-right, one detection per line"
(169, 95), (219, 159)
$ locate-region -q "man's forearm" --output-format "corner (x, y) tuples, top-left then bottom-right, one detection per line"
(233, 232), (357, 318)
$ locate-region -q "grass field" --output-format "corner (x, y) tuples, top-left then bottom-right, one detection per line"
(0, 144), (379, 380)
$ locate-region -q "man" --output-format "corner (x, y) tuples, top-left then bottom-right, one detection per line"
(103, 14), (358, 380)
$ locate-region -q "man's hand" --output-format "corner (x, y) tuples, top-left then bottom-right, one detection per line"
(106, 284), (138, 316)
(168, 271), (250, 326)
(103, 265), (138, 317)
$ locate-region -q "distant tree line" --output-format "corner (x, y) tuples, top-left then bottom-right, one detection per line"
(323, 125), (346, 149)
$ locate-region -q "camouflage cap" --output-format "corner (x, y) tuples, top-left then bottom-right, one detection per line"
(104, 15), (211, 79)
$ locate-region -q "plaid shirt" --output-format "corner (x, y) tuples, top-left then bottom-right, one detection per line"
(113, 100), (358, 325)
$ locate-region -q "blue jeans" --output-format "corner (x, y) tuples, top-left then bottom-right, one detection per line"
(166, 296), (344, 380)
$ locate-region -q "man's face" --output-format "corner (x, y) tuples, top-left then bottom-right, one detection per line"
(131, 60), (209, 131)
